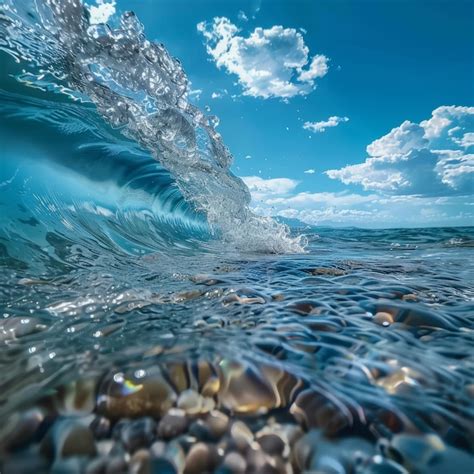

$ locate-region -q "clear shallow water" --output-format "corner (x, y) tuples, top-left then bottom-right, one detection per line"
(1, 1), (474, 473)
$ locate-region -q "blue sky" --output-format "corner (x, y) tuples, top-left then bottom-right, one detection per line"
(89, 0), (473, 227)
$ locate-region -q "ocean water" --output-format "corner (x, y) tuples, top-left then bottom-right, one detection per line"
(0, 1), (473, 473)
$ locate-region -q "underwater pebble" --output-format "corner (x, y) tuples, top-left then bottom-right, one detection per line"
(184, 442), (220, 474)
(157, 409), (189, 440)
(257, 433), (285, 456)
(220, 451), (247, 473)
(150, 440), (186, 473)
(228, 421), (254, 452)
(130, 448), (152, 474)
(374, 312), (394, 326)
(0, 408), (45, 451)
(121, 417), (156, 452)
(204, 410), (229, 440)
(99, 374), (177, 419)
(40, 418), (97, 459)
(90, 415), (111, 440)
(177, 389), (204, 415)
(105, 455), (129, 474)
(290, 389), (350, 434)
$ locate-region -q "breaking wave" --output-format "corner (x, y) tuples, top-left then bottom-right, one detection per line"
(0, 0), (304, 257)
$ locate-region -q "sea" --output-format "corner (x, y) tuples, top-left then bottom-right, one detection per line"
(0, 1), (473, 473)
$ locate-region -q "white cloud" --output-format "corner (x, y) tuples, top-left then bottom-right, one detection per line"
(241, 175), (473, 227)
(304, 169), (315, 174)
(298, 55), (329, 82)
(87, 0), (116, 24)
(197, 17), (329, 99)
(242, 176), (299, 200)
(421, 105), (474, 139)
(326, 106), (474, 196)
(453, 132), (474, 148)
(303, 116), (349, 133)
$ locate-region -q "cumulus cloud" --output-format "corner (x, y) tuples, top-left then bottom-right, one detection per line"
(87, 0), (116, 24)
(244, 177), (473, 227)
(197, 17), (329, 99)
(241, 176), (298, 200)
(303, 116), (349, 133)
(304, 169), (315, 174)
(326, 106), (474, 196)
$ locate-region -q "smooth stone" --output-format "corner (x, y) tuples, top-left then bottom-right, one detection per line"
(292, 430), (374, 473)
(112, 418), (131, 440)
(150, 440), (185, 473)
(105, 455), (128, 474)
(90, 416), (111, 440)
(130, 449), (151, 474)
(219, 451), (247, 473)
(0, 408), (45, 451)
(290, 389), (350, 434)
(40, 418), (97, 459)
(257, 433), (285, 456)
(228, 421), (254, 453)
(85, 456), (108, 474)
(157, 409), (189, 440)
(217, 360), (278, 414)
(121, 417), (156, 452)
(374, 312), (394, 327)
(246, 448), (283, 474)
(177, 389), (203, 415)
(204, 410), (230, 441)
(51, 456), (89, 473)
(99, 374), (177, 419)
(184, 442), (219, 474)
(388, 433), (445, 469)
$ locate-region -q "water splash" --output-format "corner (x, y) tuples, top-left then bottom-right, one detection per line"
(0, 0), (304, 253)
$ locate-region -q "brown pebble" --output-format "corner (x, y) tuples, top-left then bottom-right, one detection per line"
(98, 374), (177, 419)
(105, 455), (128, 474)
(374, 312), (394, 327)
(229, 421), (254, 452)
(204, 410), (229, 440)
(177, 389), (203, 415)
(290, 389), (350, 435)
(157, 409), (189, 440)
(41, 419), (97, 459)
(246, 448), (281, 474)
(221, 451), (247, 473)
(130, 449), (151, 474)
(0, 408), (45, 451)
(184, 442), (219, 474)
(257, 433), (285, 456)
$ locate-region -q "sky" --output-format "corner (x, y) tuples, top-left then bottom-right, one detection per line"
(89, 0), (473, 228)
